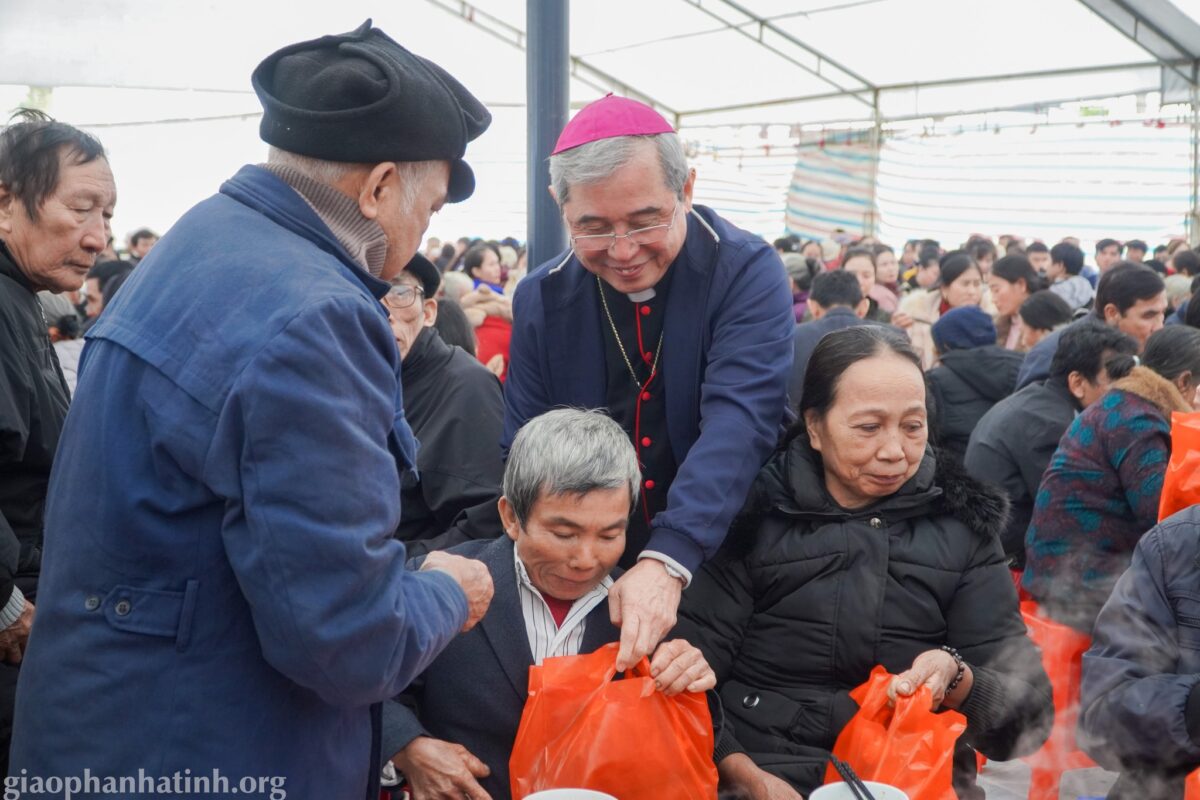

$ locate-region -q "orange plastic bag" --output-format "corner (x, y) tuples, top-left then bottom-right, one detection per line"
(824, 666), (967, 800)
(509, 642), (718, 800)
(1159, 411), (1200, 522)
(1186, 767), (1200, 800)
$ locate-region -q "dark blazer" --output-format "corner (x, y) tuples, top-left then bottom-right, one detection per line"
(789, 308), (895, 403)
(502, 206), (794, 574)
(382, 536), (621, 799)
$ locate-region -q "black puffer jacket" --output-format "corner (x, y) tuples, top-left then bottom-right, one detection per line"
(675, 438), (1052, 798)
(928, 345), (1023, 459)
(0, 243), (65, 606)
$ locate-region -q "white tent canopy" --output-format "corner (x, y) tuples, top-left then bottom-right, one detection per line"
(5, 0), (1194, 122)
(1, 0), (1197, 242)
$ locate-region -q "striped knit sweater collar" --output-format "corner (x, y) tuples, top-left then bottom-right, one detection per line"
(262, 163), (388, 277)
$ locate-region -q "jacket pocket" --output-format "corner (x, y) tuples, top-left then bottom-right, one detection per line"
(102, 580), (199, 652)
(721, 680), (841, 752)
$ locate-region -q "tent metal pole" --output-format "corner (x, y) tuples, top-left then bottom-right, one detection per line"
(1191, 79), (1199, 246)
(526, 0), (568, 268)
(866, 89), (882, 237)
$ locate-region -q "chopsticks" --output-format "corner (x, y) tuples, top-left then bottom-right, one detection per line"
(829, 755), (877, 800)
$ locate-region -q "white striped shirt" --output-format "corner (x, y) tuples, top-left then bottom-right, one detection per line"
(513, 545), (613, 665)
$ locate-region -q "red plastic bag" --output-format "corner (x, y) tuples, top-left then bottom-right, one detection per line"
(824, 666), (966, 800)
(1159, 411), (1200, 522)
(509, 642), (718, 800)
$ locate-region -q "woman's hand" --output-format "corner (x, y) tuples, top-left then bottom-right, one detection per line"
(647, 639), (716, 696)
(891, 311), (913, 329)
(888, 649), (973, 710)
(717, 753), (805, 800)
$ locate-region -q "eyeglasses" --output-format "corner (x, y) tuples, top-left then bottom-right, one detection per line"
(569, 202), (680, 253)
(384, 284), (424, 309)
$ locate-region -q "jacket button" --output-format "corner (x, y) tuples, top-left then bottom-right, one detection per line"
(869, 517), (883, 529)
(114, 599), (132, 616)
(742, 694), (760, 709)
(84, 595), (100, 612)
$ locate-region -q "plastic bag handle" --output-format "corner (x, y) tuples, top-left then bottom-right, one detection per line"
(603, 650), (654, 683)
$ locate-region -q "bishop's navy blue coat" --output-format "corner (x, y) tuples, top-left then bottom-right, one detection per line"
(503, 206), (794, 575)
(10, 166), (470, 799)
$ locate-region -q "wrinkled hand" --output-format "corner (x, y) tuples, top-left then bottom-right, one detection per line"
(888, 649), (959, 709)
(392, 736), (492, 800)
(420, 552), (494, 632)
(649, 639), (716, 696)
(0, 601), (34, 664)
(718, 753), (805, 800)
(609, 559), (683, 672)
(890, 311), (913, 329)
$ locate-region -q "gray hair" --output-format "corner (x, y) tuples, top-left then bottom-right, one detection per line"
(440, 271), (473, 302)
(503, 408), (641, 526)
(266, 146), (439, 210)
(549, 133), (687, 205)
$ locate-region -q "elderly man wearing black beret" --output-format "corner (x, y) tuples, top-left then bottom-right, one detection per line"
(12, 22), (494, 799)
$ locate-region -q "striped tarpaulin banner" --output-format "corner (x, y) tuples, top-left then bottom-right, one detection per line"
(785, 130), (877, 241)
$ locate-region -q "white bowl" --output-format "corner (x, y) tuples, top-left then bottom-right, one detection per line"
(524, 791), (618, 800)
(810, 781), (910, 800)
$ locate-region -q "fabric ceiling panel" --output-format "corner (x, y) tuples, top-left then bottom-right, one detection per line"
(769, 0), (1149, 87)
(581, 29), (840, 111)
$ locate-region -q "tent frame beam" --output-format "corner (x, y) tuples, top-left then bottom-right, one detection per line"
(1076, 0), (1199, 88)
(678, 59), (1172, 119)
(423, 0), (678, 117)
(680, 0), (875, 109)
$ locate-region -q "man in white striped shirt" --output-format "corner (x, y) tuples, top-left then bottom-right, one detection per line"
(382, 409), (717, 799)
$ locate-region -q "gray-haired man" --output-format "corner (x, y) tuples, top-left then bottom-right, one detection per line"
(382, 409), (717, 800)
(503, 95), (795, 678)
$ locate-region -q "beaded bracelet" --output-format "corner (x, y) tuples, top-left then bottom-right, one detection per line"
(941, 645), (966, 692)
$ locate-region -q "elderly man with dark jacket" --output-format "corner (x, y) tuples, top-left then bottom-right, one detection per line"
(384, 256), (505, 543)
(1080, 505), (1200, 799)
(382, 409), (720, 800)
(12, 23), (495, 799)
(0, 111), (114, 773)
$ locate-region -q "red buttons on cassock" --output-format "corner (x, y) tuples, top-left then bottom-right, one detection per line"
(645, 480), (656, 490)
(643, 351), (653, 362)
(641, 391), (651, 401)
(641, 437), (652, 447)
(640, 306), (651, 316)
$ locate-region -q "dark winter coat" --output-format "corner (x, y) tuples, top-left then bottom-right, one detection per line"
(0, 242), (66, 605)
(396, 327), (504, 543)
(963, 379), (1077, 569)
(927, 345), (1024, 460)
(1080, 506), (1200, 800)
(1023, 367), (1189, 633)
(675, 438), (1053, 798)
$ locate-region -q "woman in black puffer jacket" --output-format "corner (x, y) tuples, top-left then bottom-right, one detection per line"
(678, 326), (1052, 800)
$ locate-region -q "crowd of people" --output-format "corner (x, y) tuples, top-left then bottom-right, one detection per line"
(3, 18), (1200, 800)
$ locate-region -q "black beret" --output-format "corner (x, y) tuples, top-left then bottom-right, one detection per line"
(252, 20), (491, 202)
(403, 253), (441, 298)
